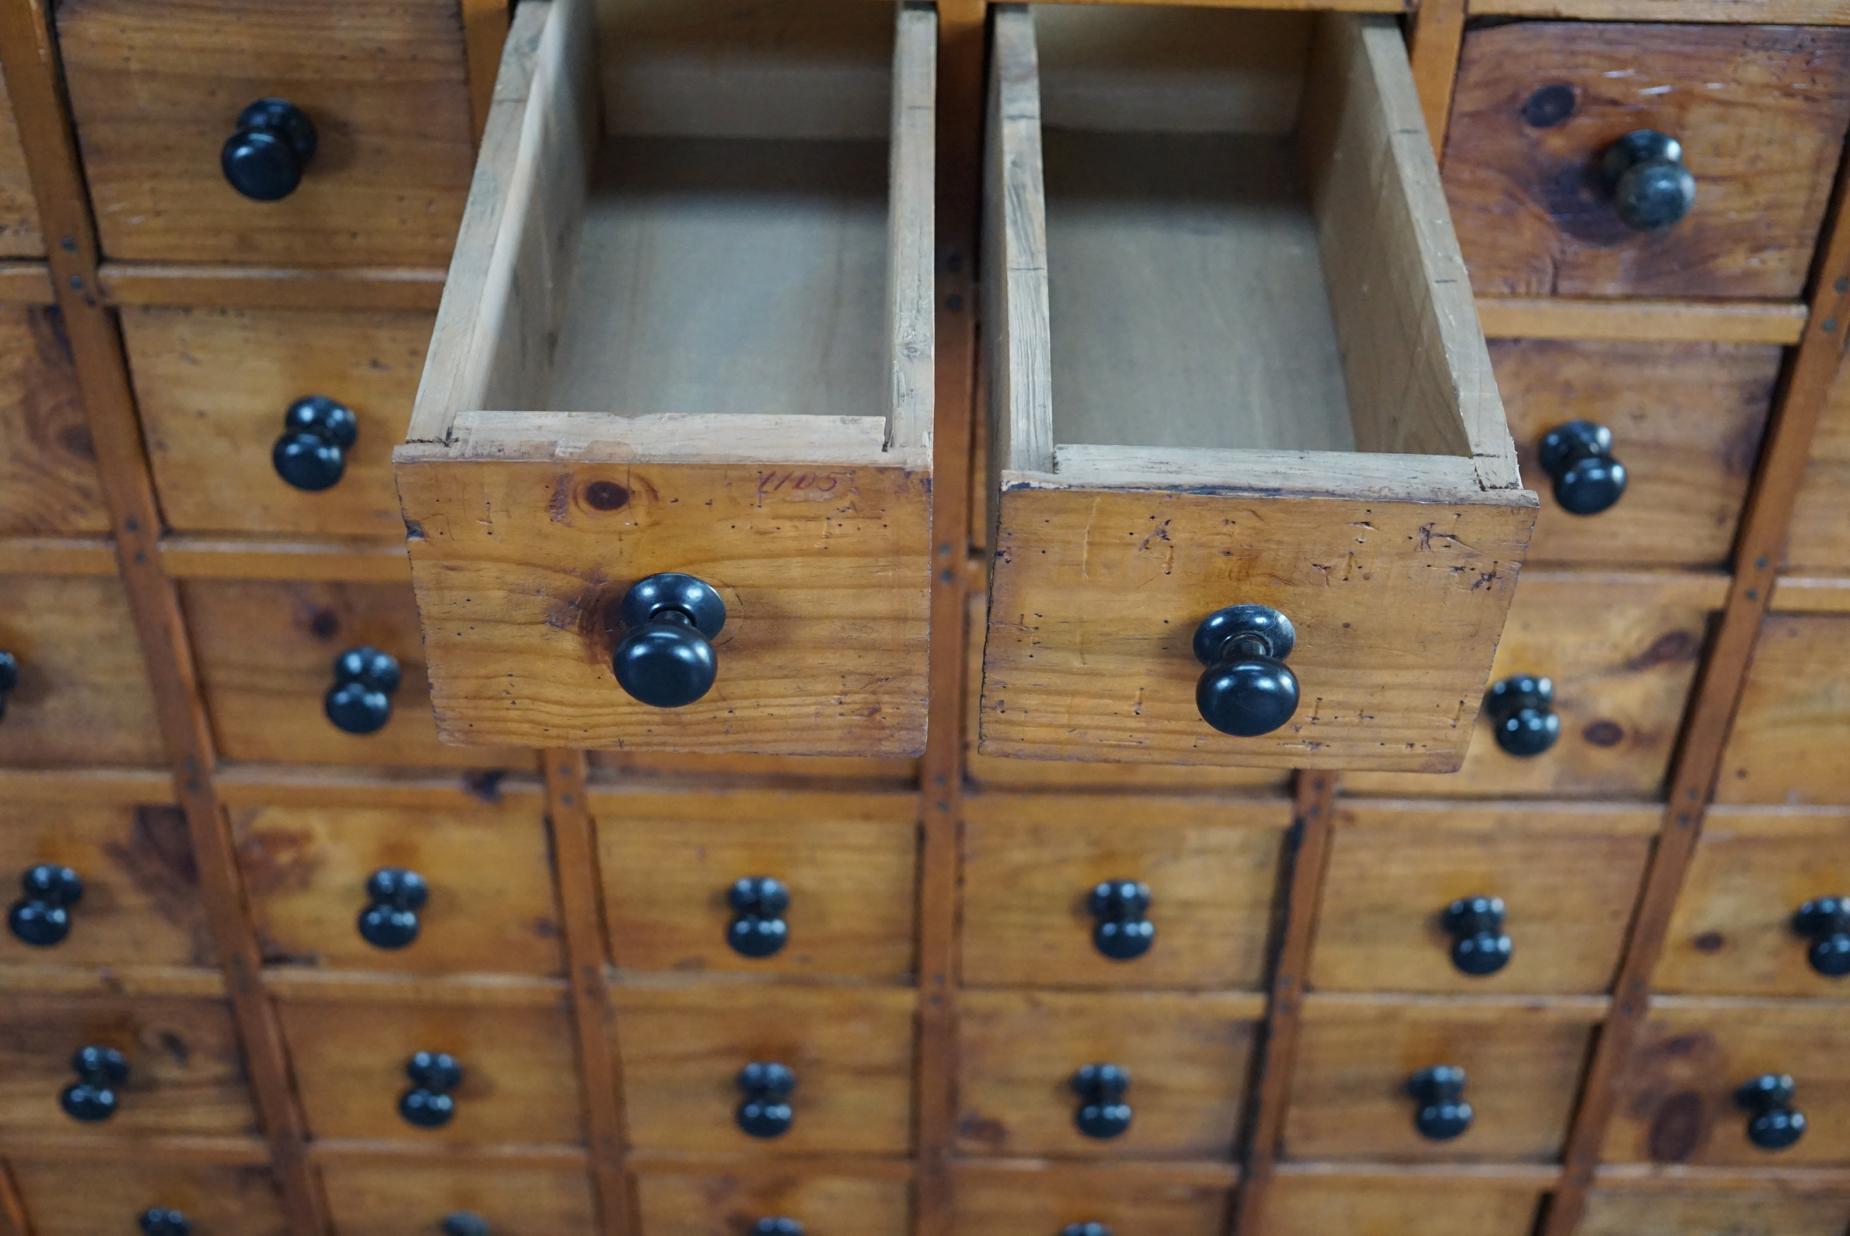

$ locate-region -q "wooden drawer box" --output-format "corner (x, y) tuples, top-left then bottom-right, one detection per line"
(1719, 611), (1850, 805)
(637, 1170), (912, 1236)
(952, 1165), (1231, 1235)
(321, 1161), (599, 1236)
(0, 305), (105, 535)
(0, 63), (39, 257)
(1578, 1189), (1850, 1236)
(976, 6), (1533, 773)
(1444, 22), (1850, 299)
(12, 1161), (288, 1236)
(395, 0), (934, 759)
(1261, 1176), (1544, 1236)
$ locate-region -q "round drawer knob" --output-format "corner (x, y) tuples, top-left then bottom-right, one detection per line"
(1486, 675), (1558, 758)
(399, 1050), (463, 1129)
(1793, 897), (1850, 978)
(1738, 1073), (1805, 1151)
(273, 396), (358, 492)
(8, 864), (84, 948)
(727, 876), (790, 959)
(0, 650), (18, 721)
(326, 647), (401, 735)
(752, 1221), (804, 1236)
(358, 868), (428, 950)
(221, 98), (317, 202)
(1408, 1065), (1472, 1141)
(61, 1044), (128, 1123)
(139, 1209), (190, 1236)
(1600, 129), (1695, 232)
(613, 573), (726, 709)
(1442, 895), (1512, 977)
(1193, 604), (1298, 738)
(1062, 1226), (1113, 1236)
(1540, 421), (1627, 517)
(1088, 879), (1155, 962)
(441, 1214), (491, 1236)
(736, 1061), (796, 1139)
(1072, 1062), (1132, 1140)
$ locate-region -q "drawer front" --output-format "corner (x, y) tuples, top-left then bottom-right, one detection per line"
(1578, 1190), (1850, 1236)
(1604, 1003), (1850, 1167)
(951, 1168), (1230, 1235)
(1282, 1001), (1595, 1162)
(1718, 613), (1850, 805)
(125, 307), (433, 539)
(962, 794), (1288, 990)
(1788, 362), (1850, 574)
(321, 1161), (599, 1236)
(1445, 23), (1850, 299)
(0, 995), (256, 1137)
(183, 578), (533, 771)
(0, 575), (165, 768)
(613, 986), (915, 1156)
(0, 803), (213, 970)
(1493, 340), (1778, 568)
(0, 306), (106, 534)
(1345, 574), (1716, 800)
(13, 1161), (288, 1236)
(278, 998), (582, 1145)
(1310, 803), (1652, 995)
(232, 803), (562, 976)
(956, 990), (1259, 1160)
(0, 65), (39, 257)
(55, 0), (473, 266)
(599, 791), (916, 980)
(1261, 1178), (1544, 1236)
(637, 1171), (912, 1236)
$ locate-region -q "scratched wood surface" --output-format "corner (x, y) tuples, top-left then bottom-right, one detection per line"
(320, 1160), (599, 1235)
(10, 1161), (288, 1236)
(0, 306), (106, 534)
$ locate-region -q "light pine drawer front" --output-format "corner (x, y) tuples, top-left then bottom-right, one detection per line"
(614, 985), (916, 1156)
(962, 794), (1289, 990)
(321, 1161), (599, 1236)
(1604, 1002), (1850, 1168)
(1718, 613), (1850, 806)
(1261, 1177), (1544, 1236)
(278, 997), (583, 1145)
(637, 1171), (912, 1236)
(54, 0), (473, 266)
(951, 1167), (1231, 1235)
(13, 1162), (288, 1236)
(0, 306), (106, 535)
(1445, 23), (1850, 299)
(232, 803), (563, 976)
(1282, 999), (1597, 1162)
(956, 990), (1262, 1160)
(1310, 803), (1653, 996)
(0, 575), (166, 769)
(0, 64), (39, 257)
(183, 578), (535, 772)
(124, 307), (433, 539)
(1492, 341), (1778, 569)
(1788, 360), (1850, 574)
(0, 803), (213, 970)
(1577, 1190), (1850, 1236)
(599, 790), (917, 980)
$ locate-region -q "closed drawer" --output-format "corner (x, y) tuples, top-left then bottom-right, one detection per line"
(0, 803), (213, 970)
(1788, 361), (1850, 574)
(0, 64), (39, 257)
(1444, 23), (1850, 299)
(182, 578), (534, 771)
(614, 985), (915, 1156)
(0, 995), (256, 1138)
(1309, 802), (1653, 995)
(1493, 341), (1778, 568)
(598, 790), (916, 980)
(1604, 1000), (1850, 1168)
(12, 1161), (288, 1236)
(0, 575), (165, 768)
(636, 1170), (912, 1236)
(956, 990), (1261, 1160)
(277, 995), (582, 1145)
(125, 307), (432, 539)
(1261, 1176), (1544, 1236)
(232, 802), (562, 976)
(396, 0), (934, 759)
(962, 793), (1288, 990)
(1345, 573), (1719, 800)
(54, 0), (473, 266)
(1578, 1189), (1850, 1236)
(1281, 997), (1597, 1162)
(0, 306), (105, 534)
(321, 1161), (599, 1235)
(951, 1165), (1231, 1235)
(1718, 612), (1850, 806)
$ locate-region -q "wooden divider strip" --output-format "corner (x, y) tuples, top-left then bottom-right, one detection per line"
(1407, 0), (1466, 155)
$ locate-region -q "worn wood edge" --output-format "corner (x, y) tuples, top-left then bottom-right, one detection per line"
(213, 765), (542, 810)
(0, 765), (176, 803)
(96, 263), (447, 311)
(1301, 990), (1611, 1021)
(0, 1135), (272, 1165)
(1648, 992), (1850, 1013)
(581, 783), (917, 817)
(964, 787), (1295, 823)
(425, 409), (927, 469)
(0, 261), (51, 304)
(0, 535), (118, 574)
(630, 1150), (917, 1178)
(1770, 575), (1850, 614)
(306, 1138), (587, 1167)
(263, 970), (568, 1006)
(1591, 1162), (1850, 1191)
(887, 3), (937, 453)
(1272, 1160), (1561, 1186)
(1513, 568), (1732, 609)
(159, 537), (412, 582)
(1331, 797), (1664, 836)
(952, 1157), (1242, 1185)
(1471, 0), (1850, 19)
(0, 964), (227, 998)
(460, 0), (512, 146)
(1477, 297), (1810, 345)
(1022, 448), (1537, 508)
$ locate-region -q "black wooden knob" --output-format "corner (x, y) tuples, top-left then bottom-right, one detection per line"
(326, 646), (400, 735)
(1794, 897), (1850, 978)
(1089, 880), (1154, 962)
(1600, 129), (1695, 232)
(1193, 604), (1298, 737)
(139, 1210), (190, 1236)
(221, 98), (317, 202)
(727, 876), (790, 959)
(399, 1050), (462, 1129)
(1540, 421), (1627, 516)
(358, 868), (427, 950)
(736, 1061), (795, 1139)
(613, 573), (726, 708)
(1072, 1063), (1132, 1140)
(1062, 1227), (1112, 1236)
(1486, 675), (1558, 757)
(752, 1221), (804, 1236)
(60, 1044), (128, 1123)
(8, 863), (83, 948)
(1443, 895), (1512, 977)
(441, 1214), (491, 1236)
(0, 650), (17, 721)
(1408, 1065), (1472, 1141)
(272, 396), (357, 492)
(1738, 1073), (1806, 1151)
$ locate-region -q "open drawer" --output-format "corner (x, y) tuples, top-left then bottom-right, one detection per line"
(395, 0), (934, 756)
(979, 7), (1536, 771)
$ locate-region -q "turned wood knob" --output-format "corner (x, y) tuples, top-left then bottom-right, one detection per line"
(61, 1044), (128, 1123)
(1738, 1073), (1806, 1151)
(1062, 1226), (1113, 1236)
(1486, 675), (1558, 757)
(1088, 879), (1154, 962)
(613, 573), (726, 709)
(0, 650), (18, 721)
(358, 868), (428, 950)
(1443, 895), (1512, 977)
(1600, 129), (1695, 232)
(752, 1221), (804, 1236)
(8, 864), (83, 948)
(1794, 897), (1850, 978)
(1540, 421), (1627, 516)
(399, 1050), (463, 1129)
(326, 647), (400, 735)
(1072, 1063), (1132, 1140)
(221, 99), (317, 201)
(1193, 604), (1298, 737)
(273, 396), (357, 492)
(736, 1061), (796, 1139)
(139, 1210), (190, 1236)
(441, 1214), (491, 1236)
(727, 876), (790, 959)
(1408, 1065), (1472, 1141)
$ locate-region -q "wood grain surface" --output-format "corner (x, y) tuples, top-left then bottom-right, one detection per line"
(0, 306), (105, 534)
(11, 1161), (287, 1236)
(0, 64), (39, 256)
(951, 1163), (1231, 1234)
(320, 1160), (599, 1235)
(635, 1169), (912, 1236)
(1787, 356), (1850, 573)
(1716, 612), (1850, 805)
(1262, 1175), (1545, 1235)
(1576, 1188), (1850, 1236)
